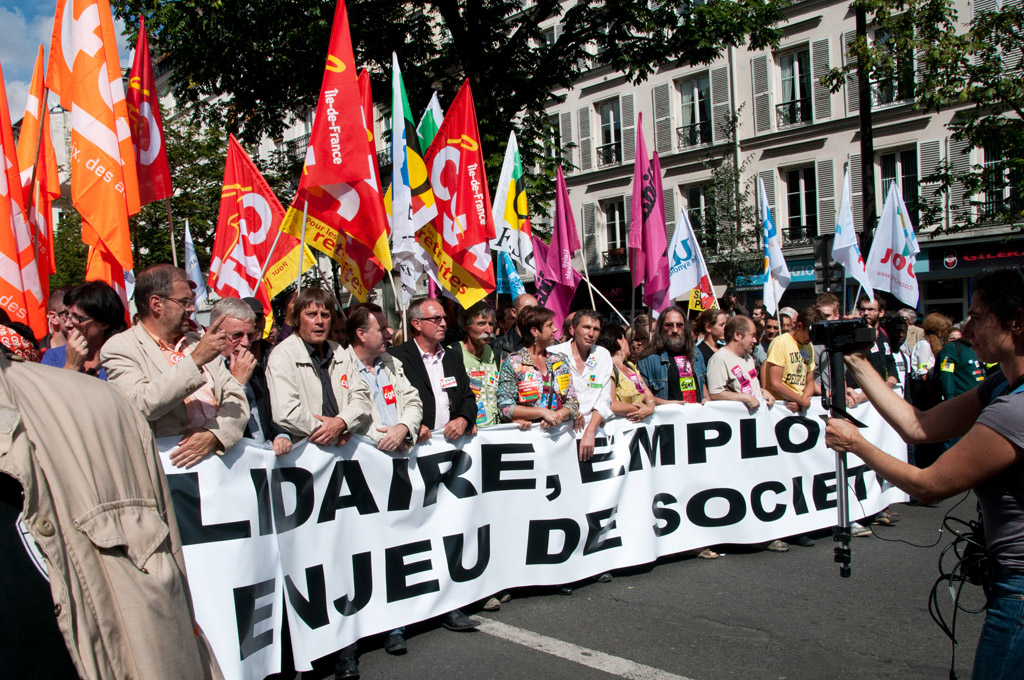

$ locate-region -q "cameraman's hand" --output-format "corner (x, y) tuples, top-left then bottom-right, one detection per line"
(825, 418), (864, 453)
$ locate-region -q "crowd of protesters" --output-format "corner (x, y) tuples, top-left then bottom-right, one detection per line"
(3, 262), (1022, 680)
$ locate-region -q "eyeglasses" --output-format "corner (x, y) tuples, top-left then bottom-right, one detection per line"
(161, 295), (195, 309)
(67, 312), (92, 324)
(417, 315), (446, 325)
(57, 310), (69, 320)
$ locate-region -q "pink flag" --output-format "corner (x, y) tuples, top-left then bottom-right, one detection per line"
(542, 167), (582, 288)
(532, 235), (580, 339)
(628, 114), (671, 313)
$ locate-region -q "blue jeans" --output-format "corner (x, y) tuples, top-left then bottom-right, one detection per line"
(973, 572), (1024, 678)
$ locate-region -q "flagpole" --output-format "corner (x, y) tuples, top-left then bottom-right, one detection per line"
(258, 227), (286, 282)
(26, 86), (49, 216)
(296, 199), (310, 293)
(165, 198), (178, 267)
(581, 272), (629, 325)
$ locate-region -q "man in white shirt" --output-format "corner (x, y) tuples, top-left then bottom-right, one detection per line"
(548, 310), (613, 461)
(707, 315), (775, 412)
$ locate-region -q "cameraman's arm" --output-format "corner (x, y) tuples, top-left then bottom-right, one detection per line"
(845, 354), (983, 443)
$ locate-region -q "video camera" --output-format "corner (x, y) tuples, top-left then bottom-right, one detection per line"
(809, 318), (875, 351)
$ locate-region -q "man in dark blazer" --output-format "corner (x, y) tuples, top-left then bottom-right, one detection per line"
(390, 297), (477, 443)
(386, 296), (482, 634)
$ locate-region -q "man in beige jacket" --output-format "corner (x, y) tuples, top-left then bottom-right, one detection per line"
(266, 288), (370, 445)
(101, 264), (249, 469)
(342, 305), (422, 451)
(0, 350), (222, 680)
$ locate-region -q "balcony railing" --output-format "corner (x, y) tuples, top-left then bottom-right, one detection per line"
(775, 97), (812, 128)
(596, 142), (622, 167)
(677, 121), (712, 149)
(786, 224), (816, 245)
(603, 247), (628, 268)
(286, 133), (311, 159)
(870, 78), (913, 108)
(377, 146), (392, 168)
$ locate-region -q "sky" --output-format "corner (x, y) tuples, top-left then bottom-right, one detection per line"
(0, 0), (132, 122)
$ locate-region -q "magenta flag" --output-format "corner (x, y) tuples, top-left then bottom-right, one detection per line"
(628, 114), (671, 312)
(543, 166), (582, 288)
(532, 235), (580, 339)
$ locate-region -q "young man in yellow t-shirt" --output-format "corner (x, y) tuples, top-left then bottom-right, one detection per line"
(764, 306), (825, 413)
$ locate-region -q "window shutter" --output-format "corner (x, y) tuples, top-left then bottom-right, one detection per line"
(917, 139), (943, 228)
(583, 203), (598, 268)
(811, 38), (831, 121)
(844, 32), (859, 114)
(751, 55), (772, 134)
(758, 169), (776, 213)
(663, 184), (677, 236)
(816, 158), (836, 234)
(621, 94), (636, 163)
(554, 23), (564, 41)
(710, 66), (731, 144)
(652, 83), (673, 154)
(559, 111), (574, 169)
(947, 137), (973, 225)
(624, 195), (633, 250)
(849, 153), (863, 231)
(578, 106), (593, 172)
(1002, 0), (1022, 70)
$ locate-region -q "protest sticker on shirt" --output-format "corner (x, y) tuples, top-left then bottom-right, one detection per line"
(518, 378), (540, 403)
(556, 373), (571, 392)
(382, 383), (397, 405)
(440, 376), (458, 390)
(341, 374), (349, 389)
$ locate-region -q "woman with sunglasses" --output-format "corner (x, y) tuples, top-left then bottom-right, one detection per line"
(41, 281), (126, 380)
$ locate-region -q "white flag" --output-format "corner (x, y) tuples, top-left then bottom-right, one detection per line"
(666, 208), (716, 306)
(832, 166), (873, 302)
(759, 177), (790, 316)
(490, 131), (536, 273)
(183, 219), (208, 322)
(865, 183), (921, 307)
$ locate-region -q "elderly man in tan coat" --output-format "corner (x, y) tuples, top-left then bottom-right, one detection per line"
(0, 350), (222, 679)
(266, 288), (371, 446)
(101, 264), (249, 469)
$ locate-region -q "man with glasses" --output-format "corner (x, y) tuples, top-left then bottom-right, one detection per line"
(387, 297), (481, 634)
(209, 298), (292, 456)
(101, 264), (249, 469)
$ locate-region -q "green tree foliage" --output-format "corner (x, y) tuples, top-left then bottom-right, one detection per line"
(826, 0), (1024, 232)
(111, 0), (785, 214)
(50, 196), (88, 289)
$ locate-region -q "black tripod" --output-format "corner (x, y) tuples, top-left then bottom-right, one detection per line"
(825, 348), (866, 578)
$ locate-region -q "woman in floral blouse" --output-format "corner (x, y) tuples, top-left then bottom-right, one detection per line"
(596, 323), (656, 422)
(497, 306), (580, 428)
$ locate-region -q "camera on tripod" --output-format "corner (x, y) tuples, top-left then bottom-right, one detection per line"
(809, 318), (876, 351)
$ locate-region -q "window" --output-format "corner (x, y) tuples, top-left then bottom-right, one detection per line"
(602, 197), (628, 267)
(871, 27), (914, 107)
(982, 142), (1023, 219)
(786, 166), (817, 241)
(880, 149), (919, 227)
(547, 114), (561, 162)
(678, 74), (711, 148)
(686, 185), (716, 251)
(777, 48), (812, 127)
(596, 99), (621, 167)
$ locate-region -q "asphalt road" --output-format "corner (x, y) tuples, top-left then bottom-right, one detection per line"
(301, 494), (986, 680)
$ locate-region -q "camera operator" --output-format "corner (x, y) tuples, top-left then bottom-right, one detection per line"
(825, 268), (1024, 679)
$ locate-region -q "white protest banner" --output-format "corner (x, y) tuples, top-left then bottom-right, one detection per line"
(160, 401), (907, 680)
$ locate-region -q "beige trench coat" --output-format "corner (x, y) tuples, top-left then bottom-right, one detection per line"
(0, 354), (222, 680)
(338, 345), (423, 444)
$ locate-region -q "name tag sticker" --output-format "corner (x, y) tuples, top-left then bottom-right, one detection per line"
(440, 376), (458, 389)
(382, 384), (397, 405)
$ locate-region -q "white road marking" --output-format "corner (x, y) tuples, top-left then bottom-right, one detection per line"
(476, 616), (695, 680)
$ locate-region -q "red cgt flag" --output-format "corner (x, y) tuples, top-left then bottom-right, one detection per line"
(211, 136), (315, 314)
(127, 15), (172, 206)
(419, 79), (496, 307)
(298, 0), (368, 191)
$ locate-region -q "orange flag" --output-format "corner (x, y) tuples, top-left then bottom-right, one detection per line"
(127, 16), (172, 206)
(15, 45), (60, 282)
(210, 135), (316, 314)
(47, 0), (141, 280)
(280, 69), (390, 301)
(0, 63), (47, 336)
(420, 80), (496, 307)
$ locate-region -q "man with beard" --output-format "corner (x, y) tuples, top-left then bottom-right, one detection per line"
(637, 306), (708, 405)
(101, 264), (248, 469)
(457, 302), (500, 427)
